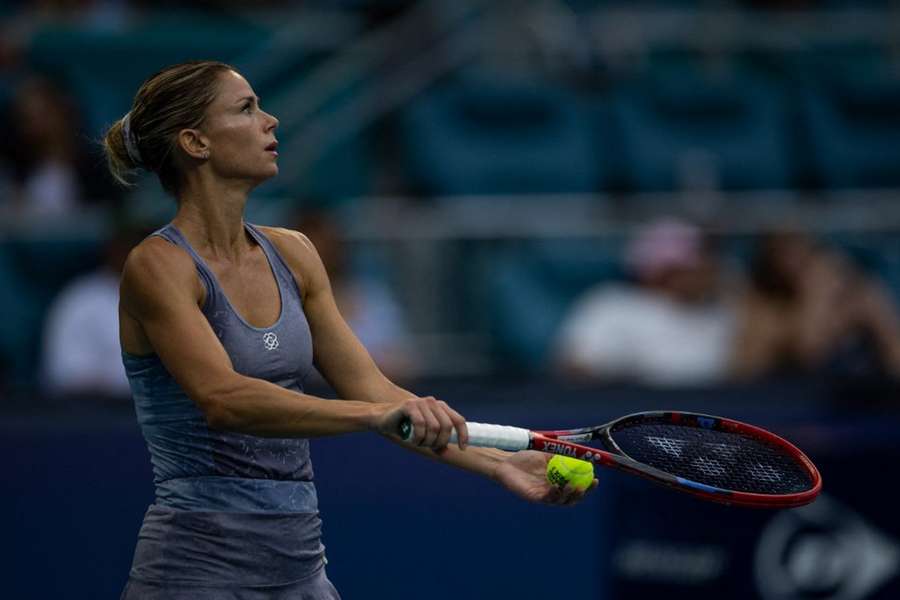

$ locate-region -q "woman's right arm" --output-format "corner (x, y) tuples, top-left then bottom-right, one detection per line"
(119, 238), (446, 444)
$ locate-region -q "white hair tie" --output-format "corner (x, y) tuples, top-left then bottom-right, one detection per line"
(121, 112), (144, 166)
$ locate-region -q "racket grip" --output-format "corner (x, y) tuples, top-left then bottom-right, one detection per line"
(400, 419), (530, 451)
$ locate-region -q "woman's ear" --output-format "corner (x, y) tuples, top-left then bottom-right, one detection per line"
(178, 128), (210, 160)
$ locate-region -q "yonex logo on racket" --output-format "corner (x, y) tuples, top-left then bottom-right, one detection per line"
(262, 332), (279, 351)
(542, 441), (578, 457)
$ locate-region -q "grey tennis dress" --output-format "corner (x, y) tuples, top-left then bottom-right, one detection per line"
(120, 223), (341, 599)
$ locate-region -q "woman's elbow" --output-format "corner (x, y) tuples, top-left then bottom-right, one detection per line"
(201, 397), (235, 430)
(193, 381), (244, 431)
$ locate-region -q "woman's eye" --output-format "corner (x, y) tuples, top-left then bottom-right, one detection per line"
(243, 103), (253, 113)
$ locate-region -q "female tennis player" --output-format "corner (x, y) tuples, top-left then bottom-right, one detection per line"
(106, 61), (596, 599)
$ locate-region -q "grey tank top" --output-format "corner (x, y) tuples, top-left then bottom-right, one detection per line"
(122, 222), (326, 586)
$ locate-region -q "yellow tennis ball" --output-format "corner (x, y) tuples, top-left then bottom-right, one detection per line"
(546, 455), (594, 492)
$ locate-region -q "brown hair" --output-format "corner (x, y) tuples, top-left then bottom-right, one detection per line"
(103, 60), (234, 196)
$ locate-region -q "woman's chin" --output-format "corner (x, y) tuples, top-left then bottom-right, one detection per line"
(245, 167), (278, 189)
(260, 165), (278, 180)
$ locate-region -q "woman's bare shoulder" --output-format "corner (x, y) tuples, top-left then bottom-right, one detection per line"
(120, 236), (202, 312)
(125, 236), (196, 280)
(256, 225), (315, 254)
(255, 225), (320, 272)
(255, 225), (325, 299)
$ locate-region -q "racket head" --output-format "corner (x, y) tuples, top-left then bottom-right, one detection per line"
(596, 411), (821, 508)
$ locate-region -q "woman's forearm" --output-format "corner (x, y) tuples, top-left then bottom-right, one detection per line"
(201, 373), (382, 438)
(394, 438), (510, 480)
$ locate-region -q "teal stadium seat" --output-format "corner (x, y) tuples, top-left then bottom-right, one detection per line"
(0, 238), (102, 394)
(402, 74), (603, 196)
(0, 248), (38, 392)
(478, 239), (624, 370)
(800, 56), (900, 189)
(612, 64), (791, 191)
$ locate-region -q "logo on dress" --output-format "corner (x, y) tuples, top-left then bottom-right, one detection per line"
(263, 332), (279, 351)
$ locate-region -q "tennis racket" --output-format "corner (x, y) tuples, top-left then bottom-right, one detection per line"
(401, 411), (821, 508)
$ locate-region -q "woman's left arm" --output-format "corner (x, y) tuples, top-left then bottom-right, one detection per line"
(264, 226), (595, 505)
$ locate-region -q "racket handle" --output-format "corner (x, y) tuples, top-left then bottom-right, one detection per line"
(400, 419), (530, 451)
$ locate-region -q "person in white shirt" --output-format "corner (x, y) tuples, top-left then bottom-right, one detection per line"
(553, 219), (737, 387)
(41, 228), (141, 399)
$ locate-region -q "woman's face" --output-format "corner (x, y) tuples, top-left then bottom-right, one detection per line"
(197, 70), (279, 184)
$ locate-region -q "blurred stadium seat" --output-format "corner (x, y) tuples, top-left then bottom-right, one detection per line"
(613, 62), (791, 191)
(0, 236), (101, 392)
(800, 56), (900, 189)
(402, 72), (603, 197)
(480, 239), (624, 369)
(0, 248), (34, 390)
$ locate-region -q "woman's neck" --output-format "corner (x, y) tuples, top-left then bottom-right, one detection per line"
(173, 179), (253, 261)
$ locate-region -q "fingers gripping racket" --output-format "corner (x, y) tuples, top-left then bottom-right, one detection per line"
(401, 411), (821, 508)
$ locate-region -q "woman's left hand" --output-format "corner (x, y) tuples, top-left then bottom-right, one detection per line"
(493, 450), (598, 506)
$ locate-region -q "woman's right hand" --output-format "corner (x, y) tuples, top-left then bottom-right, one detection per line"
(372, 396), (469, 453)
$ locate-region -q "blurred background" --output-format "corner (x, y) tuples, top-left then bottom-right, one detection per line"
(2, 0), (900, 598)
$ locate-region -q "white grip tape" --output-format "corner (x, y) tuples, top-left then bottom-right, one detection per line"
(452, 422), (531, 451)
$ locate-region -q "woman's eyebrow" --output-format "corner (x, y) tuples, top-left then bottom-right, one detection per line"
(235, 95), (260, 105)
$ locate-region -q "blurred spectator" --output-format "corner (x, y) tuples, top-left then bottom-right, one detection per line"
(1, 75), (120, 218)
(553, 219), (738, 387)
(40, 225), (144, 400)
(731, 232), (900, 380)
(295, 210), (418, 381)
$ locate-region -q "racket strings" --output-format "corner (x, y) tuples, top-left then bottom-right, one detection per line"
(609, 422), (813, 494)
